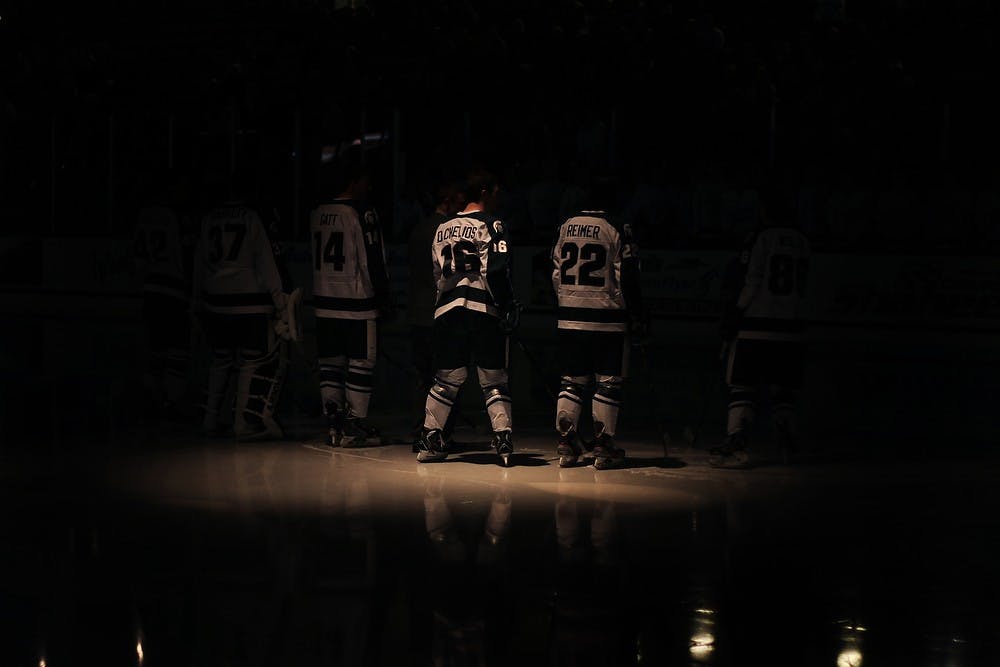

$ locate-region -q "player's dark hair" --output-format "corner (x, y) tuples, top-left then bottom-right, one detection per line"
(229, 166), (257, 201)
(463, 165), (497, 204)
(584, 172), (619, 212)
(321, 144), (370, 198)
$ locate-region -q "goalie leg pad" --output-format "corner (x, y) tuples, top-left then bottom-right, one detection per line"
(478, 367), (512, 433)
(592, 374), (623, 437)
(424, 367), (467, 431)
(234, 341), (287, 438)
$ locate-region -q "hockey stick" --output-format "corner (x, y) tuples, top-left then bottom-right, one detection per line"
(510, 333), (558, 404)
(686, 340), (731, 447)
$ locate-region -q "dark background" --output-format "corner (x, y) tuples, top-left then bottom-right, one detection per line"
(3, 0), (999, 252)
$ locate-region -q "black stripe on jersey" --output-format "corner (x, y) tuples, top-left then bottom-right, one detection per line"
(203, 292), (272, 307)
(314, 295), (378, 312)
(557, 307), (628, 324)
(740, 317), (805, 333)
(437, 286), (495, 308)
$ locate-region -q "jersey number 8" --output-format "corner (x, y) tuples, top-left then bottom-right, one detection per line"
(768, 254), (808, 296)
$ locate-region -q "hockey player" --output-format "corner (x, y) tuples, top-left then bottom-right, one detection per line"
(132, 167), (196, 420)
(711, 185), (811, 468)
(310, 146), (392, 447)
(408, 177), (467, 450)
(550, 174), (646, 469)
(191, 168), (290, 440)
(415, 166), (520, 466)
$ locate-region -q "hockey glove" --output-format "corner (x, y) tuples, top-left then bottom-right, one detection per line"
(628, 310), (651, 347)
(499, 300), (523, 335)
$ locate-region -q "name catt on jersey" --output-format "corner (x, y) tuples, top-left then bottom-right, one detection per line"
(193, 202), (284, 315)
(431, 211), (513, 319)
(551, 211), (640, 332)
(310, 199), (389, 320)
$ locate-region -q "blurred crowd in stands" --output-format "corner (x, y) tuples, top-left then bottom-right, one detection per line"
(2, 0), (999, 252)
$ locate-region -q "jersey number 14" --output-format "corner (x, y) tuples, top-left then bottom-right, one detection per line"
(314, 231), (346, 271)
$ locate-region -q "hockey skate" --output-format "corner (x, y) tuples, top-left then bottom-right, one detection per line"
(493, 430), (514, 467)
(324, 401), (345, 448)
(708, 431), (750, 469)
(416, 428), (449, 462)
(556, 418), (583, 468)
(342, 414), (382, 447)
(591, 424), (625, 470)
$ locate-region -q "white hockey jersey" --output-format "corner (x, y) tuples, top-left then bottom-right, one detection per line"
(551, 211), (641, 332)
(192, 202), (285, 316)
(310, 199), (390, 320)
(431, 211), (514, 319)
(735, 226), (811, 340)
(133, 205), (188, 301)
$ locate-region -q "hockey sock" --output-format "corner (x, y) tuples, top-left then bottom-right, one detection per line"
(319, 356), (347, 414)
(478, 367), (512, 432)
(772, 385), (797, 433)
(593, 375), (623, 437)
(557, 375), (588, 434)
(727, 384), (756, 435)
(424, 367), (467, 431)
(346, 358), (375, 418)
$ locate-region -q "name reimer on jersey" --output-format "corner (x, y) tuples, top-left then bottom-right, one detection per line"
(551, 211), (640, 332)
